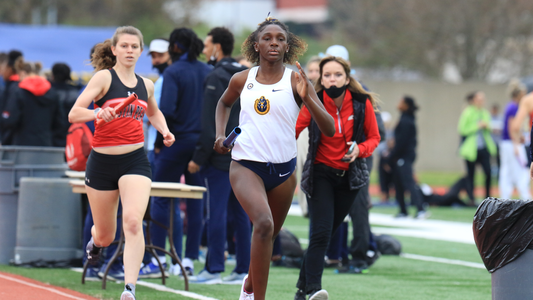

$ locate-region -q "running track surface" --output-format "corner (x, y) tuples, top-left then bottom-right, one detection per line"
(0, 272), (99, 300)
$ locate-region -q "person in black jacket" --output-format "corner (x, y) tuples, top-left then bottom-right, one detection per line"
(0, 50), (23, 145)
(386, 96), (428, 219)
(186, 27), (251, 284)
(3, 59), (63, 146)
(50, 62), (81, 147)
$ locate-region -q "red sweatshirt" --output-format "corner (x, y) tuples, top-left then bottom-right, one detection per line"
(296, 91), (380, 171)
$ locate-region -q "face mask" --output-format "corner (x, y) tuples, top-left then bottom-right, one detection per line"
(207, 49), (218, 66)
(153, 62), (168, 75)
(324, 84), (347, 99)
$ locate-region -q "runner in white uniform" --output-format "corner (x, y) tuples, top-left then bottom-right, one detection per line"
(213, 16), (335, 300)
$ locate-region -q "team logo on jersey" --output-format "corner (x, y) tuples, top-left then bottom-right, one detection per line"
(247, 83), (254, 90)
(254, 96), (270, 115)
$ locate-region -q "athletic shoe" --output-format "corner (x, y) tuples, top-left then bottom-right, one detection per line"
(222, 272), (247, 284)
(189, 270), (222, 284)
(225, 254), (236, 265)
(86, 237), (102, 265)
(294, 289), (306, 300)
(394, 212), (408, 219)
(120, 284), (136, 300)
(169, 263), (194, 277)
(308, 289), (328, 300)
(98, 262), (125, 281)
(335, 265), (368, 274)
(85, 267), (101, 281)
(414, 210), (431, 220)
(138, 262), (167, 279)
(238, 274), (254, 300)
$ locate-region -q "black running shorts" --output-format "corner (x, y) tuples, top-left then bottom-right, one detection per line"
(85, 147), (152, 190)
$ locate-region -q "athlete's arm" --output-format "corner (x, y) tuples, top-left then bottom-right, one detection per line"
(293, 62), (335, 137)
(213, 70), (248, 154)
(68, 70), (113, 123)
(144, 77), (174, 147)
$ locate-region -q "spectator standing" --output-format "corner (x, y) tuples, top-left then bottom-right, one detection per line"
(144, 38), (171, 167)
(294, 55), (380, 300)
(0, 50), (23, 145)
(0, 53), (7, 97)
(499, 80), (530, 199)
(51, 62), (82, 147)
(387, 96), (428, 218)
(187, 27), (251, 284)
(458, 91), (496, 205)
(141, 28), (211, 278)
(3, 59), (63, 146)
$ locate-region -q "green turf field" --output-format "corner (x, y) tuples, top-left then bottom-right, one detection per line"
(0, 206), (491, 300)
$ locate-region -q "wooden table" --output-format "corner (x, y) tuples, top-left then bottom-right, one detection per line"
(68, 173), (205, 291)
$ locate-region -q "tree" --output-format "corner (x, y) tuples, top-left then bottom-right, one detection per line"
(330, 0), (533, 81)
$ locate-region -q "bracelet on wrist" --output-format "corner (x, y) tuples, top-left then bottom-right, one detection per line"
(94, 108), (102, 120)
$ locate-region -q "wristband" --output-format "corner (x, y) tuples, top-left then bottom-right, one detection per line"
(94, 108), (102, 120)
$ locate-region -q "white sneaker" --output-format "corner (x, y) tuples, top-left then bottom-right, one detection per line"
(309, 289), (328, 300)
(238, 274), (254, 300)
(222, 271), (247, 285)
(189, 270), (222, 284)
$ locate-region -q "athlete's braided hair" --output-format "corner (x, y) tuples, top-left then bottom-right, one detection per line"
(168, 28), (204, 62)
(241, 16), (307, 65)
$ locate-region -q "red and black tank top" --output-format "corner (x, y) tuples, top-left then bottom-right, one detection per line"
(92, 68), (148, 148)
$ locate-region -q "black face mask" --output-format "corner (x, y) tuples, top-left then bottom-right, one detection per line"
(207, 58), (217, 66)
(153, 63), (168, 75)
(324, 84), (347, 99)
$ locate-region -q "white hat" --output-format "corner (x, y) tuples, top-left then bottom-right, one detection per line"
(326, 45), (349, 61)
(149, 39), (169, 53)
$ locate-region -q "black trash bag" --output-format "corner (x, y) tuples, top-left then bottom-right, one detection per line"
(375, 234), (402, 255)
(473, 197), (533, 273)
(279, 227), (305, 258)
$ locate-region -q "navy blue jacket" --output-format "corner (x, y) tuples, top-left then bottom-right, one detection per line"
(192, 57), (247, 171)
(156, 53), (211, 145)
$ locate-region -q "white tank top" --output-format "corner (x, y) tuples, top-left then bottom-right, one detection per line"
(232, 66), (300, 163)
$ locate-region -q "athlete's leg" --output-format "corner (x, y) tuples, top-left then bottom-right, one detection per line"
(85, 186), (120, 247)
(118, 174), (151, 285)
(229, 161), (271, 300)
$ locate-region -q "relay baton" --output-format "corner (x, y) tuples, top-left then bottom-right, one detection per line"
(96, 93), (138, 126)
(223, 127), (241, 148)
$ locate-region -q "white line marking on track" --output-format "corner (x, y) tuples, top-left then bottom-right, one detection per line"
(401, 253), (486, 269)
(136, 280), (219, 300)
(70, 268), (219, 300)
(0, 273), (89, 300)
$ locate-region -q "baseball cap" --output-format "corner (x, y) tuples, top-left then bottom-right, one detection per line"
(325, 45), (349, 61)
(148, 39), (169, 54)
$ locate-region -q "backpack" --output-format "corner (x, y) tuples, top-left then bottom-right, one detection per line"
(65, 123), (93, 171)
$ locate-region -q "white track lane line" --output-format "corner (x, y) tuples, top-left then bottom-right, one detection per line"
(400, 253), (486, 269)
(70, 268), (219, 300)
(0, 273), (90, 300)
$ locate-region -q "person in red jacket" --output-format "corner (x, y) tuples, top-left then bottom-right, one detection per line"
(294, 55), (380, 300)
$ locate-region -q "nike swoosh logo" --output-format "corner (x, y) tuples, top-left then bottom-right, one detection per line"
(272, 89), (283, 92)
(279, 172), (291, 177)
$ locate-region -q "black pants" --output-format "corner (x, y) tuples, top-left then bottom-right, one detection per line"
(297, 164), (360, 293)
(349, 156), (372, 267)
(378, 154), (394, 197)
(393, 158), (424, 214)
(465, 147), (491, 202)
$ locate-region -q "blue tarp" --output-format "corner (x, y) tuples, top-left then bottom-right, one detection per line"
(0, 23), (155, 76)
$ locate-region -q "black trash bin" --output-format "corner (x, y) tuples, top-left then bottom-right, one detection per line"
(473, 197), (533, 299)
